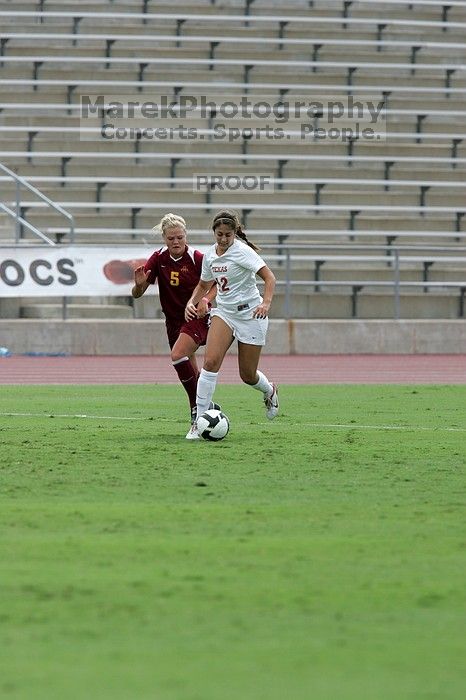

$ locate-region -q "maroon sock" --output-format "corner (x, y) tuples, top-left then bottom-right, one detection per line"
(172, 357), (198, 409)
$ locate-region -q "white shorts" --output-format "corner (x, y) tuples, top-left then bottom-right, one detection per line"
(211, 307), (268, 346)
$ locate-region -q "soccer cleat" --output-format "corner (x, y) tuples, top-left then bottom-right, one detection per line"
(264, 383), (279, 420)
(190, 403), (219, 424)
(186, 422), (200, 440)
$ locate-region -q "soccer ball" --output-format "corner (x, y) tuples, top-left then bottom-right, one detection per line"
(197, 409), (230, 441)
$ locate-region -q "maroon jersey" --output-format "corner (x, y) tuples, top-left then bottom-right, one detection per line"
(144, 245), (203, 325)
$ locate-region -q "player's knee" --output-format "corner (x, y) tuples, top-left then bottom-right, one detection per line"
(203, 357), (219, 372)
(239, 368), (256, 384)
(171, 349), (183, 363)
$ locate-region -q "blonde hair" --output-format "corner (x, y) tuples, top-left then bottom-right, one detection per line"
(212, 209), (260, 252)
(152, 213), (187, 237)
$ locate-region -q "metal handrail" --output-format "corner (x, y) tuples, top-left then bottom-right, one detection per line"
(0, 162), (74, 244)
(269, 248), (400, 319)
(1, 9), (466, 29)
(0, 30), (464, 51)
(0, 202), (56, 245)
(259, 245), (466, 320)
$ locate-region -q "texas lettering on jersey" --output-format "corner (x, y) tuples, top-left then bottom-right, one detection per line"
(202, 240), (266, 313)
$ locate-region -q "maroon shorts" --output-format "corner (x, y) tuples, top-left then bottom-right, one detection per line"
(166, 316), (210, 349)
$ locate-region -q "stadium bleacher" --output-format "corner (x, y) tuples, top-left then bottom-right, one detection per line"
(0, 0), (465, 320)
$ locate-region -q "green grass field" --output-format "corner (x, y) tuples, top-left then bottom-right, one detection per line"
(0, 384), (465, 700)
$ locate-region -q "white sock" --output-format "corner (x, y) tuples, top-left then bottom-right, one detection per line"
(252, 370), (273, 396)
(196, 369), (218, 419)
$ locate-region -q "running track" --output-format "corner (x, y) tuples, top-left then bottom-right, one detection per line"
(0, 355), (465, 384)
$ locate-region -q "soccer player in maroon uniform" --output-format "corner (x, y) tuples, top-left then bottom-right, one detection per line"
(132, 213), (216, 429)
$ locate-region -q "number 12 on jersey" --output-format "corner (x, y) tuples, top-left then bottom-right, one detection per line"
(216, 276), (230, 292)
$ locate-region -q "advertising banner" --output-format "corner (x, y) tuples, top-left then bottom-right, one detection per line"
(0, 246), (204, 298)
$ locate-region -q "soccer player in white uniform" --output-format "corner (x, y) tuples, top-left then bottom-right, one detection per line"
(185, 209), (279, 439)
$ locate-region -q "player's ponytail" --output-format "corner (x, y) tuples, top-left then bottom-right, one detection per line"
(212, 209), (260, 252)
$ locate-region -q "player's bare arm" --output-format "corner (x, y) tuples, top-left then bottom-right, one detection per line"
(253, 266), (276, 319)
(195, 282), (217, 319)
(131, 266), (151, 298)
(185, 279), (214, 320)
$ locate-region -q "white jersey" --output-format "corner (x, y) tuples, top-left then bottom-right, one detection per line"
(201, 239), (266, 317)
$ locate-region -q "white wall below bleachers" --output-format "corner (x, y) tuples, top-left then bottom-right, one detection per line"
(1, 319), (465, 355)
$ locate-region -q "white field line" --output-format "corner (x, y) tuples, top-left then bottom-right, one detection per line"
(0, 411), (144, 421)
(0, 412), (465, 432)
(305, 422), (466, 433)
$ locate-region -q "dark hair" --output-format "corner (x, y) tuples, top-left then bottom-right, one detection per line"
(211, 209), (260, 252)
